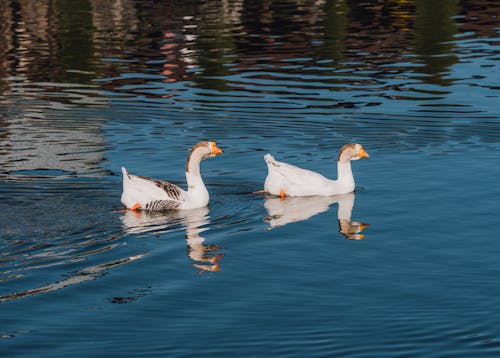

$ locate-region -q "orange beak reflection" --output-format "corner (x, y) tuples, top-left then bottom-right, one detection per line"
(210, 142), (224, 155)
(359, 223), (370, 232)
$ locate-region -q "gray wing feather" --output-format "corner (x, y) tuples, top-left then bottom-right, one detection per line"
(144, 199), (181, 211)
(137, 175), (183, 202)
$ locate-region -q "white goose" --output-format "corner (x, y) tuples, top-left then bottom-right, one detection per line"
(121, 141), (223, 211)
(263, 143), (369, 197)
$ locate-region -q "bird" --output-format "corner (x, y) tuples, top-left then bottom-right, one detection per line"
(263, 143), (369, 197)
(121, 141), (223, 211)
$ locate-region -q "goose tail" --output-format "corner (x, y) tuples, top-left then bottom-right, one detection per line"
(264, 154), (277, 167)
(121, 166), (130, 180)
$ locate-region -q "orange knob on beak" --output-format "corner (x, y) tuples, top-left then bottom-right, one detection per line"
(358, 146), (369, 158)
(210, 142), (224, 155)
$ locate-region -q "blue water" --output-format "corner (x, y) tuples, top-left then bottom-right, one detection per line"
(1, 0), (500, 356)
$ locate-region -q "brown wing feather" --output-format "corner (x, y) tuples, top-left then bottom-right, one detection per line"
(137, 175), (184, 202)
(144, 199), (180, 211)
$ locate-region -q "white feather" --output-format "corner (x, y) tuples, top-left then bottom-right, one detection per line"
(121, 166), (185, 209)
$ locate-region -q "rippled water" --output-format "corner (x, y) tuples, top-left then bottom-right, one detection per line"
(1, 0), (500, 356)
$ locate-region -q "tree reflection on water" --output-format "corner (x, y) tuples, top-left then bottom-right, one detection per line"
(0, 0), (498, 89)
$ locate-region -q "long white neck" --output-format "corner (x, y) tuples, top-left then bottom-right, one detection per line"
(185, 170), (209, 207)
(337, 161), (353, 182)
(333, 161), (355, 194)
(186, 148), (205, 177)
(185, 150), (209, 206)
(186, 170), (207, 191)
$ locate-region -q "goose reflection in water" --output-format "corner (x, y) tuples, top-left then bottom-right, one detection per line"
(264, 192), (369, 240)
(121, 207), (223, 272)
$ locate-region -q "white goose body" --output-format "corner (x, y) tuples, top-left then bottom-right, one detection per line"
(264, 144), (369, 197)
(121, 141), (223, 211)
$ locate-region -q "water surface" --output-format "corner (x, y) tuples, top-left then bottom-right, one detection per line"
(1, 0), (500, 357)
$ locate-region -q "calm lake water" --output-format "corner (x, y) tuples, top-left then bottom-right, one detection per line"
(1, 0), (500, 357)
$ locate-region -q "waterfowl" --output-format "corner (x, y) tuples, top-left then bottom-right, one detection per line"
(263, 143), (369, 197)
(121, 141), (223, 211)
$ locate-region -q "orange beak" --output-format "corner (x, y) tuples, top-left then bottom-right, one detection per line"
(358, 146), (369, 158)
(210, 142), (224, 155)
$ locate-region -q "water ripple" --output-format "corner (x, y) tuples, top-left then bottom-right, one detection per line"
(1, 1), (500, 357)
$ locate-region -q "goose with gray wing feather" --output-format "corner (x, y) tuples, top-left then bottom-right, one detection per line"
(121, 141), (224, 211)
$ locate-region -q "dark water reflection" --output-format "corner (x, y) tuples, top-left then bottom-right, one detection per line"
(1, 0), (500, 357)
